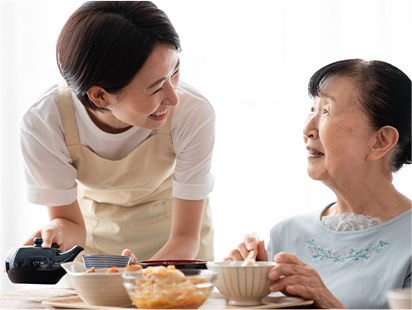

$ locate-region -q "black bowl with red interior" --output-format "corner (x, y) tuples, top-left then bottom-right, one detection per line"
(137, 260), (207, 270)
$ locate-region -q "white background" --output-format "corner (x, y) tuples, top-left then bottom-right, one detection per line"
(1, 0), (411, 292)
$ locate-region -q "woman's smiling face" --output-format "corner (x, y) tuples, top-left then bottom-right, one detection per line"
(303, 75), (376, 185)
(103, 43), (180, 130)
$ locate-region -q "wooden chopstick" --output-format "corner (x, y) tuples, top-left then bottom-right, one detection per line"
(242, 232), (259, 266)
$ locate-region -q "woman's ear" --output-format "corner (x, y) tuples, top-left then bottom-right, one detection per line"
(366, 126), (399, 162)
(86, 86), (110, 108)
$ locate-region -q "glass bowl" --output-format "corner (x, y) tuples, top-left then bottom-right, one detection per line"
(122, 267), (217, 309)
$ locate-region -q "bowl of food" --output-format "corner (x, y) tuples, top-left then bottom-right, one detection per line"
(82, 255), (131, 269)
(122, 265), (217, 309)
(61, 262), (141, 307)
(386, 288), (412, 309)
(206, 261), (276, 306)
(138, 260), (207, 270)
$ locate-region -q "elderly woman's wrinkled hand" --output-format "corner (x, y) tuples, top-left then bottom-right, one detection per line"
(224, 234), (268, 262)
(269, 252), (345, 309)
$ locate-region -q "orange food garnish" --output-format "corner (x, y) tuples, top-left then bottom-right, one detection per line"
(124, 264), (142, 272)
(86, 267), (95, 273)
(106, 267), (119, 273)
(167, 265), (176, 270)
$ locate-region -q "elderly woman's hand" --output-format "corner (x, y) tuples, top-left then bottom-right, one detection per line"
(224, 233), (268, 261)
(269, 252), (345, 309)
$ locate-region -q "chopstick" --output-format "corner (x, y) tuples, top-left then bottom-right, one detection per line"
(242, 232), (259, 266)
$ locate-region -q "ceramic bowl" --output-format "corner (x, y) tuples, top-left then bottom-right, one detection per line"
(386, 288), (412, 309)
(138, 259), (207, 270)
(61, 262), (132, 307)
(206, 261), (276, 306)
(82, 255), (130, 269)
(122, 268), (217, 309)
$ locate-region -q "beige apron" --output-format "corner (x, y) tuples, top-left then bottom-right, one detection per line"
(57, 82), (214, 261)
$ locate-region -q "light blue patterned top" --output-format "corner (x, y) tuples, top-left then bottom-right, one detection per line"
(267, 205), (411, 309)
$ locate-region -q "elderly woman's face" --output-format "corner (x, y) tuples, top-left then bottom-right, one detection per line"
(303, 76), (375, 185)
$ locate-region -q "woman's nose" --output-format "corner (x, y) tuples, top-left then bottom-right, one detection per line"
(163, 81), (179, 107)
(303, 114), (319, 141)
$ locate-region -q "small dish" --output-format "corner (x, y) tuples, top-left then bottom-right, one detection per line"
(82, 255), (130, 269)
(138, 259), (207, 269)
(386, 288), (412, 309)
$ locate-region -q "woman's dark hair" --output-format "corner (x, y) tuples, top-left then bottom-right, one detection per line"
(308, 59), (411, 172)
(56, 1), (181, 111)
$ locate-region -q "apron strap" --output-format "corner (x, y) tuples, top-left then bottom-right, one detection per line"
(57, 81), (81, 146)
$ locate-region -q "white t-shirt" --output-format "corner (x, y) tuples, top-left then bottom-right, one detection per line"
(19, 81), (215, 206)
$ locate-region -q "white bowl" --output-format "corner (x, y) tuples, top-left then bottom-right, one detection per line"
(206, 261), (276, 306)
(386, 288), (412, 309)
(61, 262), (132, 307)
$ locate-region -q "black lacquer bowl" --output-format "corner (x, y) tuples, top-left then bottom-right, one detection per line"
(137, 260), (207, 270)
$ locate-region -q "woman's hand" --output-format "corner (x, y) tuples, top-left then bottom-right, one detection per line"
(122, 249), (137, 265)
(224, 233), (268, 262)
(23, 201), (86, 252)
(23, 222), (66, 251)
(269, 252), (345, 309)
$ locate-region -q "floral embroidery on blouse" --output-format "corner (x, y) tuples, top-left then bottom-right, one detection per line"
(306, 239), (389, 262)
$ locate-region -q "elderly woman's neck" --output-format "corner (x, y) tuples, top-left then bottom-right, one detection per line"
(323, 179), (411, 221)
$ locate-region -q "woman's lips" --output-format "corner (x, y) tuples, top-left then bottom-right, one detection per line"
(149, 109), (169, 120)
(306, 146), (324, 159)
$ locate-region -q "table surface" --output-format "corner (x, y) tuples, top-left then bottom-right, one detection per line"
(1, 288), (78, 309)
(1, 288), (314, 309)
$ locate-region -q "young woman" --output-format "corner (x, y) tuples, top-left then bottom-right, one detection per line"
(20, 1), (214, 262)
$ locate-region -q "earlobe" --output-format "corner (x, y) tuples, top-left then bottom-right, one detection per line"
(366, 126), (399, 162)
(86, 86), (109, 108)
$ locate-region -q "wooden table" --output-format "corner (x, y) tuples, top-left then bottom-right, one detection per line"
(1, 288), (77, 309)
(1, 288), (314, 309)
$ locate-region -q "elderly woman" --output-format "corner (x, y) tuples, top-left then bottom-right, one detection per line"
(226, 59), (411, 309)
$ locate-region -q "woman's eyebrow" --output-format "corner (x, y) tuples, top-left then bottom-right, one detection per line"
(147, 58), (180, 90)
(320, 91), (336, 102)
(174, 58), (180, 70)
